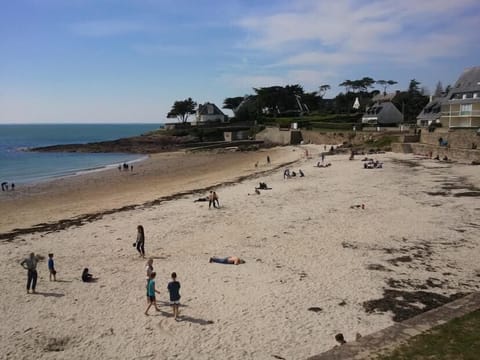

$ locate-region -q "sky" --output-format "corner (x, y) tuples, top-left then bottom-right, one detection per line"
(1, 0), (479, 124)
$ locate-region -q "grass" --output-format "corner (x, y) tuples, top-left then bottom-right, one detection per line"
(375, 310), (480, 360)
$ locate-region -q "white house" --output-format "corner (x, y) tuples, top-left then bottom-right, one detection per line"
(194, 102), (228, 125)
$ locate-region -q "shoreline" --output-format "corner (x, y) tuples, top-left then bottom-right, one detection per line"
(0, 155), (299, 241)
(0, 146), (303, 234)
(5, 152), (147, 186)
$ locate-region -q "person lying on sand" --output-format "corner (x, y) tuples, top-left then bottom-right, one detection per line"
(209, 256), (245, 265)
(316, 162), (332, 168)
(350, 204), (365, 209)
(194, 196), (209, 202)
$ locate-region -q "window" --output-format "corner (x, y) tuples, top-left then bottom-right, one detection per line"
(460, 104), (472, 115)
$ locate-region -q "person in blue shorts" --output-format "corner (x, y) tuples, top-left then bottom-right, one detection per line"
(167, 272), (181, 320)
(145, 272), (161, 315)
(48, 253), (56, 281)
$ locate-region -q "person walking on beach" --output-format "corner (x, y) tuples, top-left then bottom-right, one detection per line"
(135, 225), (145, 258)
(208, 191), (216, 209)
(48, 253), (56, 281)
(145, 258), (154, 303)
(145, 272), (161, 315)
(167, 272), (181, 320)
(213, 191), (220, 208)
(20, 252), (39, 294)
(267, 155), (270, 164)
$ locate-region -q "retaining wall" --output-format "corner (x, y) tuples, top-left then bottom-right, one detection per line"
(420, 129), (479, 149)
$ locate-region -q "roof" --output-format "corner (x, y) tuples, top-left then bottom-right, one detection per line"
(372, 92), (397, 103)
(417, 97), (444, 121)
(197, 102), (225, 116)
(445, 66), (480, 101)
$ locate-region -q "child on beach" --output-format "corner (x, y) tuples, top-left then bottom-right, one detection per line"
(145, 272), (161, 315)
(167, 272), (181, 320)
(135, 225), (145, 258)
(48, 253), (56, 281)
(145, 258), (154, 303)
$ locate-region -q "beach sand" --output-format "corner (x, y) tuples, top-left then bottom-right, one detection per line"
(1, 146), (479, 359)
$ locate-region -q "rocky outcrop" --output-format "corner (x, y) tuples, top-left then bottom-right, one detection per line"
(30, 134), (196, 154)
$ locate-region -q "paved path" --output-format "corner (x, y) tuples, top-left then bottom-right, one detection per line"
(308, 292), (480, 360)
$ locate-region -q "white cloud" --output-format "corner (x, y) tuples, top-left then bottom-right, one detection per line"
(233, 0), (480, 81)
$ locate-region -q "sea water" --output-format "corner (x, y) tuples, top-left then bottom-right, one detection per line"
(0, 123), (161, 184)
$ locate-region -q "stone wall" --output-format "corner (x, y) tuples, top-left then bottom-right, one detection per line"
(420, 129), (479, 149)
(410, 144), (480, 162)
(392, 142), (480, 162)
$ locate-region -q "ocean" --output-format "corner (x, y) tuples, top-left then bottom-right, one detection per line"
(0, 123), (162, 184)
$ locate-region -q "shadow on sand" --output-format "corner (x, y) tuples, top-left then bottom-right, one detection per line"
(33, 291), (65, 298)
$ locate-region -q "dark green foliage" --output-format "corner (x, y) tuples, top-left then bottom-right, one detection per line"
(222, 97), (244, 111)
(392, 79), (429, 123)
(167, 98), (197, 123)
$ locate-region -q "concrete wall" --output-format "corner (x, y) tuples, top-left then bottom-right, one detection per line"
(420, 129), (479, 149)
(409, 143), (480, 162)
(391, 143), (414, 153)
(255, 127), (293, 145)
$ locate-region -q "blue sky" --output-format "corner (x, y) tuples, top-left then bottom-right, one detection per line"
(1, 0), (479, 123)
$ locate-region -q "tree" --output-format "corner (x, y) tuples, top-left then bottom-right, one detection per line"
(222, 97), (244, 112)
(377, 79), (398, 95)
(318, 84), (331, 98)
(339, 80), (353, 93)
(408, 79), (421, 94)
(434, 81), (444, 97)
(253, 85), (305, 115)
(167, 98), (197, 123)
(392, 79), (429, 123)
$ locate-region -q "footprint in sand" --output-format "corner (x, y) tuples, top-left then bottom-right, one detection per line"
(157, 319), (174, 337)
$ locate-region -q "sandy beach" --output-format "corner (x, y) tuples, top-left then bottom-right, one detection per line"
(1, 146), (479, 359)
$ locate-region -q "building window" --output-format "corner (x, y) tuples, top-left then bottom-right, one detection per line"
(460, 104), (472, 115)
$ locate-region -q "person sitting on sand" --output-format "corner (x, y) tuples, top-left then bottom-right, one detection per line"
(299, 169), (305, 177)
(256, 182), (271, 190)
(82, 268), (94, 282)
(209, 256), (245, 265)
(335, 333), (346, 345)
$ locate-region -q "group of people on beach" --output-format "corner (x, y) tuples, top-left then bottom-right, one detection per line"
(20, 252), (95, 294)
(283, 168), (305, 179)
(132, 225), (182, 319)
(1, 181), (15, 191)
(144, 257), (181, 319)
(118, 163), (133, 172)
